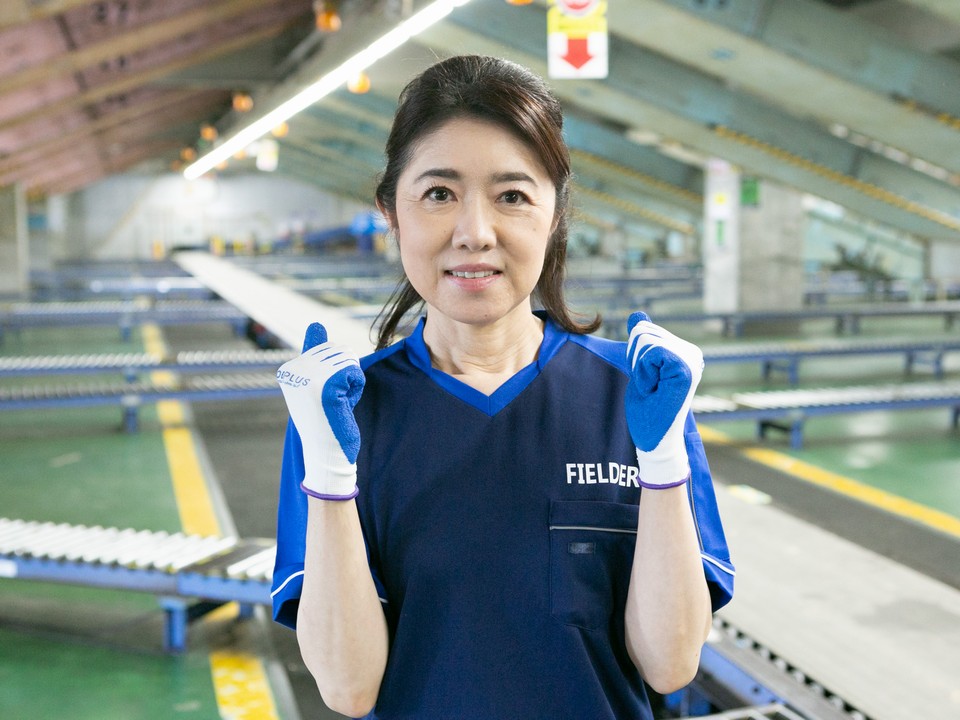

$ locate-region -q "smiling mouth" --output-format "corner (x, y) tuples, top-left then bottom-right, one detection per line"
(448, 270), (499, 279)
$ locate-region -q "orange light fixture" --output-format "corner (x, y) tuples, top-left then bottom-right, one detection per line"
(200, 123), (218, 141)
(347, 71), (371, 94)
(271, 121), (290, 138)
(314, 0), (341, 32)
(232, 92), (254, 113)
(180, 147), (197, 162)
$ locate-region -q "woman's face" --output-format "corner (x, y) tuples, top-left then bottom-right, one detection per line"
(390, 117), (557, 329)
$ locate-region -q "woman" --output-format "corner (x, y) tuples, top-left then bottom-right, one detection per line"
(272, 55), (734, 719)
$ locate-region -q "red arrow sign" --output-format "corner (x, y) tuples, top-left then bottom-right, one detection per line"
(563, 37), (592, 69)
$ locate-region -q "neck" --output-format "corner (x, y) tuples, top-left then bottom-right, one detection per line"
(422, 305), (544, 394)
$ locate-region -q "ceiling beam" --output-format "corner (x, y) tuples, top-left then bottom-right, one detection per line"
(419, 3), (960, 239)
(30, 138), (181, 192)
(0, 21), (291, 135)
(277, 143), (375, 204)
(0, 91), (224, 182)
(280, 134), (382, 180)
(0, 0), (287, 97)
(635, 0), (960, 173)
(900, 0), (960, 25)
(0, 0), (95, 29)
(294, 106), (388, 155)
(562, 114), (703, 210)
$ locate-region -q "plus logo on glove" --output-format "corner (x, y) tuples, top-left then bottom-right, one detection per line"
(276, 322), (365, 500)
(624, 312), (704, 489)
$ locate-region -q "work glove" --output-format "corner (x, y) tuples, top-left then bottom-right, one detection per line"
(276, 323), (365, 500)
(624, 312), (704, 489)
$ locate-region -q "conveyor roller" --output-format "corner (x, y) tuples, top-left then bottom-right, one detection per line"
(0, 348), (296, 377)
(0, 517), (276, 652)
(693, 381), (960, 448)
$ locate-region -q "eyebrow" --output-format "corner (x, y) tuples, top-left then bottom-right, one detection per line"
(413, 168), (539, 185)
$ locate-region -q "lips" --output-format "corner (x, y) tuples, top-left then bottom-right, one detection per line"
(448, 269), (498, 279)
(444, 265), (502, 290)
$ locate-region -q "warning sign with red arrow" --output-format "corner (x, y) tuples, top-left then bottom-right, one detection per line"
(547, 0), (608, 79)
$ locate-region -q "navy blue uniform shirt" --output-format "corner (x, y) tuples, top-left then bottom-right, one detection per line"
(272, 314), (735, 719)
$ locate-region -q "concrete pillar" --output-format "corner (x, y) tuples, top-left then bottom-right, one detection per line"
(738, 179), (806, 314)
(43, 194), (69, 266)
(929, 241), (960, 300)
(702, 159), (740, 314)
(0, 184), (29, 297)
(702, 161), (806, 328)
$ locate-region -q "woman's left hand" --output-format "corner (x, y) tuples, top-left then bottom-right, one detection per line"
(624, 311), (704, 489)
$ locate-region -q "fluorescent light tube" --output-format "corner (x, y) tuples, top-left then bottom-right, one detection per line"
(183, 0), (473, 181)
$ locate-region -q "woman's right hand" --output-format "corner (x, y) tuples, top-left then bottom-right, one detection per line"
(276, 322), (365, 500)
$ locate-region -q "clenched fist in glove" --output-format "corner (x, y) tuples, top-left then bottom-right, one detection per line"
(276, 322), (365, 501)
(625, 312), (704, 489)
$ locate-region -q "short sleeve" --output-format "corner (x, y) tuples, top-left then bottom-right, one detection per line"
(271, 420), (309, 629)
(684, 413), (736, 612)
(271, 419), (388, 630)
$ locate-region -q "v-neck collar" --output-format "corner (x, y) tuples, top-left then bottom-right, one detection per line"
(403, 311), (567, 416)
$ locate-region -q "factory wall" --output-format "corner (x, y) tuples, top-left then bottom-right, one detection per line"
(39, 171), (370, 263)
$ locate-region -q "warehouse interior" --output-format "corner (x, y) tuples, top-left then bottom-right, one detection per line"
(1, 1), (959, 719)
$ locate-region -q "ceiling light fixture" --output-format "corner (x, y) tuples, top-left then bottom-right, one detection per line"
(232, 92), (254, 112)
(347, 71), (371, 94)
(184, 0), (474, 181)
(314, 0), (342, 32)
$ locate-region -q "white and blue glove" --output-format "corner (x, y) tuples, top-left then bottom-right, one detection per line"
(625, 312), (704, 489)
(276, 323), (365, 501)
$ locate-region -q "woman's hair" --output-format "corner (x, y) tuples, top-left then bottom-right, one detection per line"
(373, 54), (600, 350)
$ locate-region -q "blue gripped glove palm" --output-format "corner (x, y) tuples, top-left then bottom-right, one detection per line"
(276, 322), (365, 501)
(625, 312), (704, 489)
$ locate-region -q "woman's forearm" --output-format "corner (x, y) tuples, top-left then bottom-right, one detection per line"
(297, 497), (389, 717)
(624, 484), (712, 694)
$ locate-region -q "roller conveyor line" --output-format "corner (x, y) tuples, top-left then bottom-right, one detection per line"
(0, 372), (280, 431)
(700, 334), (960, 384)
(31, 275), (213, 301)
(0, 372), (278, 403)
(0, 517), (275, 652)
(602, 300), (960, 337)
(0, 348), (296, 377)
(692, 380), (960, 448)
(0, 299), (249, 340)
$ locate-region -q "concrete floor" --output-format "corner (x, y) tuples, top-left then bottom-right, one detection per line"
(0, 301), (957, 719)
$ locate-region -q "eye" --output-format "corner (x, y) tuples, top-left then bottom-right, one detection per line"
(423, 186), (452, 202)
(500, 190), (528, 205)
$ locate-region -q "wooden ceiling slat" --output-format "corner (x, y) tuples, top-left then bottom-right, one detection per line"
(0, 0), (286, 97)
(28, 137), (179, 189)
(38, 139), (183, 195)
(0, 0), (96, 30)
(0, 90), (224, 180)
(0, 89), (199, 171)
(0, 22), (288, 134)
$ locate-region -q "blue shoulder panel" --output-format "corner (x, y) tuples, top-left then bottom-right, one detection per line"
(569, 332), (629, 374)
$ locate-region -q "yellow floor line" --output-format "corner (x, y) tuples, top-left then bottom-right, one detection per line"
(141, 324), (281, 720)
(698, 423), (960, 540)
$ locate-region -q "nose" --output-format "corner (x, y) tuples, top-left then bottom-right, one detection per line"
(452, 196), (496, 251)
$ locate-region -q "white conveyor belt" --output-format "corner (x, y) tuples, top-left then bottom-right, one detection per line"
(174, 251), (375, 353)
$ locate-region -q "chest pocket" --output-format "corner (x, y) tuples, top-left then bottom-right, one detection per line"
(549, 499), (639, 630)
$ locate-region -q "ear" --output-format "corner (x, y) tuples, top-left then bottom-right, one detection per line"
(375, 199), (398, 233)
